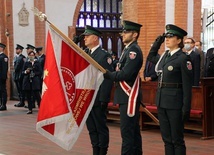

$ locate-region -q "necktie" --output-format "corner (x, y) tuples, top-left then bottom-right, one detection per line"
(164, 52), (171, 62)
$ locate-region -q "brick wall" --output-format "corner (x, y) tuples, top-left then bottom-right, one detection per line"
(0, 0), (202, 99)
(122, 0), (201, 80)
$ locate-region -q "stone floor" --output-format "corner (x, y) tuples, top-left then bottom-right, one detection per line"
(0, 100), (214, 155)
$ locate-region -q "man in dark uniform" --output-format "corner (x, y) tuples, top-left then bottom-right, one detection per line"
(147, 24), (192, 155)
(104, 20), (143, 155)
(183, 38), (201, 86)
(204, 48), (214, 77)
(35, 46), (46, 93)
(144, 54), (160, 81)
(14, 44), (26, 107)
(111, 52), (119, 71)
(82, 25), (114, 155)
(0, 43), (9, 111)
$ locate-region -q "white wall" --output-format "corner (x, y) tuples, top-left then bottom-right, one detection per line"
(12, 0), (79, 56)
(12, 0), (35, 56)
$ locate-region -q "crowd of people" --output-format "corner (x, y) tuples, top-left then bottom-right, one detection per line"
(0, 43), (45, 114)
(0, 19), (214, 155)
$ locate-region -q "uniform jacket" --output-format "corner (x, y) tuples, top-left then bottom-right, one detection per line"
(205, 48), (214, 77)
(37, 54), (46, 71)
(14, 54), (26, 81)
(0, 52), (8, 80)
(155, 49), (192, 112)
(90, 46), (114, 105)
(22, 60), (42, 90)
(189, 50), (201, 86)
(144, 54), (160, 81)
(109, 41), (143, 104)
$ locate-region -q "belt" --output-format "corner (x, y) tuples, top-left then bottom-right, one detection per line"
(158, 82), (182, 88)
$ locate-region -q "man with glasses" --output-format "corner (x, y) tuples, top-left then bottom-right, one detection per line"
(184, 38), (201, 86)
(104, 20), (143, 155)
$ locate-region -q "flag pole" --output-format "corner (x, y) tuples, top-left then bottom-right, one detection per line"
(32, 7), (106, 73)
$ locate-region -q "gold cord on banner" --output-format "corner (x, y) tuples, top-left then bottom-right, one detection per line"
(31, 7), (106, 73)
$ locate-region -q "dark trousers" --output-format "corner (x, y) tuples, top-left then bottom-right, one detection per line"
(25, 90), (41, 111)
(158, 107), (186, 155)
(86, 102), (109, 149)
(119, 103), (142, 155)
(0, 79), (7, 106)
(15, 80), (25, 104)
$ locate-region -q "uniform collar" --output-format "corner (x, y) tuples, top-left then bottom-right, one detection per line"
(90, 45), (100, 54)
(169, 48), (180, 56)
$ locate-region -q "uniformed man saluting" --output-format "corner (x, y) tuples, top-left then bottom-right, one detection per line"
(0, 43), (9, 111)
(147, 24), (193, 155)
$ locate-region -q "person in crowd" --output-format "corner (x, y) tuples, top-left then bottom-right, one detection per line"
(183, 38), (201, 86)
(22, 51), (42, 114)
(204, 47), (214, 77)
(147, 24), (192, 155)
(144, 54), (160, 81)
(111, 52), (119, 71)
(14, 44), (26, 107)
(0, 43), (8, 111)
(104, 20), (143, 155)
(82, 25), (114, 155)
(195, 41), (206, 77)
(24, 44), (36, 108)
(35, 46), (46, 93)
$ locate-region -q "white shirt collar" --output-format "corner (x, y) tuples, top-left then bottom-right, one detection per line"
(90, 45), (100, 54)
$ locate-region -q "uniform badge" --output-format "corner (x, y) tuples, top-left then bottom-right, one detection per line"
(4, 58), (8, 62)
(187, 61), (192, 70)
(107, 57), (112, 64)
(168, 66), (173, 71)
(129, 51), (137, 59)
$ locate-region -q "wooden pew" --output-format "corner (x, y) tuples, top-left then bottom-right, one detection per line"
(141, 78), (214, 139)
(107, 78), (214, 139)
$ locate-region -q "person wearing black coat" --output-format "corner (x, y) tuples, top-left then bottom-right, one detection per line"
(82, 25), (113, 155)
(35, 46), (46, 92)
(22, 51), (42, 114)
(104, 20), (143, 155)
(14, 44), (26, 107)
(204, 48), (214, 77)
(0, 43), (8, 111)
(147, 24), (192, 155)
(184, 38), (201, 86)
(144, 54), (160, 81)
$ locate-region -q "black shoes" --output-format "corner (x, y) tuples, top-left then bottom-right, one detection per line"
(26, 111), (33, 114)
(0, 105), (7, 111)
(14, 103), (25, 107)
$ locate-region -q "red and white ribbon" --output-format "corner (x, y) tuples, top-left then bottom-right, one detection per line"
(119, 76), (140, 117)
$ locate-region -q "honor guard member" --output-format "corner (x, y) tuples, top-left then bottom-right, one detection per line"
(14, 44), (26, 107)
(82, 25), (114, 155)
(147, 24), (193, 155)
(35, 46), (46, 92)
(0, 43), (9, 111)
(104, 20), (143, 155)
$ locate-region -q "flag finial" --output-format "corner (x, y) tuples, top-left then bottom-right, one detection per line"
(31, 7), (47, 22)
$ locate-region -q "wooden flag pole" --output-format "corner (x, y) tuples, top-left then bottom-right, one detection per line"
(32, 7), (106, 73)
(32, 7), (159, 124)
